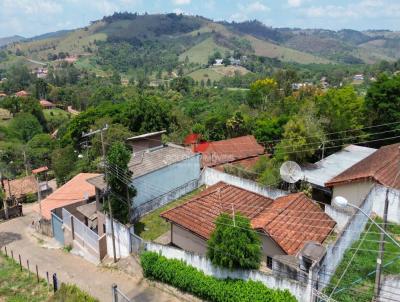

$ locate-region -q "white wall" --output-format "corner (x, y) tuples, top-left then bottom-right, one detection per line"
(106, 216), (134, 258)
(380, 275), (400, 302)
(200, 168), (287, 199)
(372, 185), (400, 224)
(332, 181), (374, 208)
(145, 242), (311, 302)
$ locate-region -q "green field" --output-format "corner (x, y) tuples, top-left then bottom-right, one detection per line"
(325, 219), (400, 302)
(134, 187), (203, 241)
(187, 65), (250, 82)
(43, 108), (70, 131)
(179, 37), (230, 65)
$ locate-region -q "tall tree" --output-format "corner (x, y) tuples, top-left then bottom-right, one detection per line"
(207, 212), (262, 270)
(106, 142), (136, 223)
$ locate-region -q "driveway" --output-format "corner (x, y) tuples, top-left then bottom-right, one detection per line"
(0, 204), (179, 302)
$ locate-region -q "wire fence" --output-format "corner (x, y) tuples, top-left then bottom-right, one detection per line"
(1, 245), (59, 293)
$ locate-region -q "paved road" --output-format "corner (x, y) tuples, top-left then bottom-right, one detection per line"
(0, 205), (179, 302)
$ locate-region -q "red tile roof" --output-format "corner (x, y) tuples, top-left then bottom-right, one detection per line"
(39, 99), (55, 108)
(161, 182), (335, 255)
(15, 90), (29, 97)
(325, 143), (400, 190)
(184, 133), (201, 145)
(195, 135), (265, 167)
(33, 173), (100, 220)
(3, 175), (38, 200)
(32, 166), (48, 174)
(213, 154), (268, 172)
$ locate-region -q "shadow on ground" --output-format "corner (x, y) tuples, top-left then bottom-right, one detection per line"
(0, 232), (22, 247)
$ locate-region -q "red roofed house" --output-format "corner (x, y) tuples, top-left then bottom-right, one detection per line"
(161, 182), (335, 267)
(325, 143), (400, 224)
(192, 135), (265, 168)
(39, 99), (56, 109)
(3, 175), (51, 202)
(34, 173), (100, 221)
(15, 90), (29, 97)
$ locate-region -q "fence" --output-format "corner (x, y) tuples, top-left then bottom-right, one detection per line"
(0, 204), (22, 220)
(372, 185), (400, 224)
(62, 208), (107, 263)
(131, 179), (199, 221)
(112, 284), (132, 302)
(106, 216), (135, 258)
(1, 245), (59, 292)
(318, 187), (374, 290)
(144, 242), (310, 302)
(200, 167), (287, 199)
(51, 213), (64, 245)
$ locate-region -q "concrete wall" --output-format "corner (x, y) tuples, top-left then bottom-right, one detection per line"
(380, 275), (400, 302)
(332, 181), (374, 208)
(132, 154), (201, 207)
(372, 185), (400, 224)
(318, 187), (374, 289)
(145, 242), (310, 302)
(200, 167), (287, 199)
(171, 223), (286, 259)
(106, 216), (134, 258)
(171, 224), (208, 255)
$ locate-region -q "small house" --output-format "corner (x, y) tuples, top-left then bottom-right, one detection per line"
(15, 90), (29, 97)
(39, 99), (56, 109)
(161, 182), (335, 268)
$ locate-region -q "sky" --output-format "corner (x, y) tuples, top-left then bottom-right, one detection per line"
(1, 0), (400, 38)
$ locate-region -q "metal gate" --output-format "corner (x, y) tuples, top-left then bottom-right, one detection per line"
(51, 212), (64, 245)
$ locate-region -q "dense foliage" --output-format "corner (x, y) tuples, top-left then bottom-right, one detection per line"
(207, 213), (262, 270)
(140, 251), (297, 302)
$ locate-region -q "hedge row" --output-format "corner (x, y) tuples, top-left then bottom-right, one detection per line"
(140, 251), (297, 302)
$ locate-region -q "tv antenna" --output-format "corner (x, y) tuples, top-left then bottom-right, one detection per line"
(280, 161), (303, 191)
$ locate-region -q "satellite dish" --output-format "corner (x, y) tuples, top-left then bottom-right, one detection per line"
(280, 161), (303, 184)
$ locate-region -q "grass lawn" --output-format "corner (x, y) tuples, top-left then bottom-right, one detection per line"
(0, 253), (51, 302)
(0, 253), (98, 302)
(134, 187), (204, 241)
(43, 108), (70, 131)
(179, 37), (229, 65)
(325, 218), (400, 302)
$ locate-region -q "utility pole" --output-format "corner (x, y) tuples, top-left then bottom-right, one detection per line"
(374, 188), (389, 301)
(22, 150), (28, 176)
(0, 173), (9, 219)
(82, 125), (117, 263)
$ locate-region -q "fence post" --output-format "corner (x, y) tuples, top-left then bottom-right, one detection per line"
(4, 246), (7, 257)
(36, 265), (39, 283)
(112, 284), (118, 302)
(11, 250), (13, 260)
(71, 215), (75, 240)
(18, 254), (22, 271)
(53, 273), (58, 292)
(46, 271), (50, 289)
(27, 260), (30, 277)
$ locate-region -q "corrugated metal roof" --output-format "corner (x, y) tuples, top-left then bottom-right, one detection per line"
(126, 130), (166, 141)
(303, 145), (377, 187)
(128, 144), (197, 178)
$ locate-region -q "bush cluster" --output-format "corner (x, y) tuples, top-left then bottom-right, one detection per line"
(140, 251), (297, 302)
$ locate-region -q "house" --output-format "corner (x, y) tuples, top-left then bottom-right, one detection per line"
(88, 131), (202, 221)
(353, 74), (364, 81)
(229, 57), (241, 66)
(39, 99), (56, 109)
(302, 145), (377, 203)
(325, 143), (400, 224)
(213, 59), (223, 66)
(0, 92), (6, 98)
(161, 182), (335, 267)
(2, 175), (51, 202)
(34, 173), (100, 221)
(67, 106), (80, 116)
(15, 90), (29, 97)
(192, 135), (265, 168)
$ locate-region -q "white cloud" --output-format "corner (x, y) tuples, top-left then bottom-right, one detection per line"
(288, 0), (303, 8)
(1, 0), (62, 15)
(246, 1), (269, 13)
(172, 0), (191, 5)
(303, 0), (400, 19)
(173, 8), (185, 14)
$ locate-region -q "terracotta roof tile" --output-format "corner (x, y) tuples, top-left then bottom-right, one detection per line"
(33, 173), (100, 220)
(196, 136), (264, 167)
(161, 183), (335, 255)
(3, 175), (37, 199)
(326, 143), (400, 189)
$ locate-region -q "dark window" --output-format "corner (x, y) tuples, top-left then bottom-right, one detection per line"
(103, 224), (106, 234)
(267, 256), (273, 269)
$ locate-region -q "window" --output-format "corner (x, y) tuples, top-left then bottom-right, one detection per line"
(267, 256), (273, 269)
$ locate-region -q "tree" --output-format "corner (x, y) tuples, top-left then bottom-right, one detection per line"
(207, 213), (262, 270)
(365, 74), (400, 128)
(51, 145), (77, 185)
(9, 113), (43, 142)
(247, 78), (278, 110)
(106, 142), (136, 223)
(27, 134), (54, 169)
(317, 86), (365, 142)
(35, 78), (49, 99)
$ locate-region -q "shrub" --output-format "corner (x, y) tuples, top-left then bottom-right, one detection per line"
(49, 283), (99, 302)
(140, 251), (297, 302)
